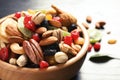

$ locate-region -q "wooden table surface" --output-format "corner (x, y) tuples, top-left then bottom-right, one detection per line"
(0, 0), (120, 80)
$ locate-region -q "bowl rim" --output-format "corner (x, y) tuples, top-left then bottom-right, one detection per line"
(0, 15), (89, 73)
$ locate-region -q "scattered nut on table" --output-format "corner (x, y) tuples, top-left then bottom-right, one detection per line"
(108, 39), (117, 44)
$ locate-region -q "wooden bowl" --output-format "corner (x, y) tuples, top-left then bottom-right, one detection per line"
(0, 15), (89, 80)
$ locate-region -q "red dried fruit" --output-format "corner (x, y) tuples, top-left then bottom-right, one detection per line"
(25, 20), (36, 31)
(93, 42), (101, 51)
(40, 60), (49, 68)
(87, 44), (92, 52)
(24, 16), (36, 32)
(0, 47), (9, 61)
(64, 36), (73, 46)
(24, 16), (32, 24)
(32, 33), (40, 42)
(71, 30), (80, 40)
(14, 12), (21, 18)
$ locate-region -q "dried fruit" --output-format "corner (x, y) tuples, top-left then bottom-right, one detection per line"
(18, 17), (33, 38)
(71, 30), (80, 40)
(87, 44), (92, 52)
(32, 33), (40, 42)
(88, 29), (102, 44)
(24, 16), (36, 32)
(14, 12), (21, 18)
(93, 42), (101, 51)
(64, 36), (72, 46)
(39, 60), (49, 68)
(0, 47), (9, 61)
(74, 37), (84, 45)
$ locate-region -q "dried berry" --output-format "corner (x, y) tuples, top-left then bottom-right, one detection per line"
(40, 60), (49, 68)
(0, 47), (9, 61)
(14, 12), (21, 18)
(68, 24), (77, 32)
(87, 44), (92, 52)
(64, 36), (73, 46)
(32, 33), (41, 42)
(71, 30), (80, 40)
(93, 42), (101, 51)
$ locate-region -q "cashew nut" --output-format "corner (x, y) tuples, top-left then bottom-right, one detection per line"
(10, 43), (25, 54)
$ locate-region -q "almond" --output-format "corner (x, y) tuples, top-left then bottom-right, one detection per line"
(86, 16), (92, 23)
(39, 36), (58, 46)
(6, 24), (22, 37)
(35, 27), (47, 34)
(8, 36), (24, 44)
(49, 19), (62, 28)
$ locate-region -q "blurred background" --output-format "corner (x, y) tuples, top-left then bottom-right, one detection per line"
(0, 0), (120, 80)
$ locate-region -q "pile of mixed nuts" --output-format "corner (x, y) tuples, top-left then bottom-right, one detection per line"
(0, 5), (85, 68)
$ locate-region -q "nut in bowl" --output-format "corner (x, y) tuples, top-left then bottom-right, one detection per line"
(0, 5), (89, 80)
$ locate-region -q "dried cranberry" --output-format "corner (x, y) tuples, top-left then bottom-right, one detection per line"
(39, 60), (49, 68)
(0, 47), (9, 61)
(87, 44), (92, 52)
(14, 12), (21, 18)
(24, 16), (32, 24)
(64, 36), (73, 46)
(71, 30), (80, 40)
(24, 20), (36, 32)
(32, 33), (40, 42)
(93, 42), (101, 51)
